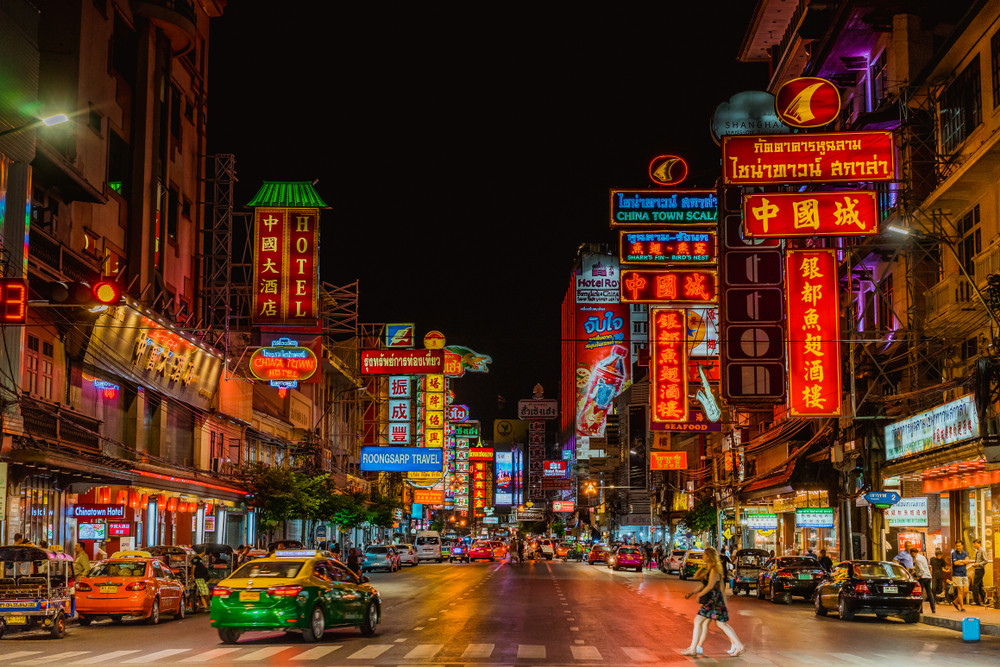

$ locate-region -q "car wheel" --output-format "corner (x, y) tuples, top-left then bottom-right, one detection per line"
(838, 597), (855, 621)
(757, 582), (765, 600)
(490, 557), (495, 562)
(110, 615), (123, 625)
(781, 591), (793, 605)
(437, 558), (442, 563)
(78, 615), (93, 626)
(636, 567), (642, 573)
(146, 598), (160, 625)
(903, 612), (920, 624)
(50, 612), (66, 639)
(814, 593), (827, 616)
(175, 597), (186, 620)
(218, 628), (242, 644)
(360, 601), (378, 637)
(301, 605), (325, 642)
(0, 620), (5, 639)
(412, 561), (418, 567)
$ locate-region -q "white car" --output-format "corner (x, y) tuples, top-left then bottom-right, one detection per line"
(536, 538), (555, 560)
(396, 543), (419, 567)
(661, 549), (686, 573)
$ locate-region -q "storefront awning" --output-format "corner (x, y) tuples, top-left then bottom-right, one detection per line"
(129, 465), (247, 503)
(742, 458), (797, 499)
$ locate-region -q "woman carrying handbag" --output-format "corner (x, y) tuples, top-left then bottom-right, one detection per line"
(682, 546), (746, 657)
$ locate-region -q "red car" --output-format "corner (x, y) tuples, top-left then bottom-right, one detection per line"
(469, 540), (496, 562)
(587, 544), (610, 565)
(609, 546), (643, 572)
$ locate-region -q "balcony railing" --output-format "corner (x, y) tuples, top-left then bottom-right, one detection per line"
(926, 273), (975, 323)
(19, 396), (102, 453)
(974, 241), (1000, 287)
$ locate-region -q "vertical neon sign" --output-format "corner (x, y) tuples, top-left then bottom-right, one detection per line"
(650, 308), (688, 422)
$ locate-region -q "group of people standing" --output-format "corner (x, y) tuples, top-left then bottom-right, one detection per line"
(898, 539), (991, 613)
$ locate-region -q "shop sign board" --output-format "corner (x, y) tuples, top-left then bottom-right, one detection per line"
(412, 489), (444, 505)
(73, 504), (127, 519)
(648, 155), (688, 186)
(621, 270), (717, 304)
(360, 447), (443, 472)
(576, 253), (620, 304)
(650, 451), (688, 470)
(796, 507), (835, 528)
(469, 447), (495, 461)
(495, 452), (513, 505)
(455, 422), (480, 438)
(389, 376), (411, 398)
(774, 77), (842, 129)
(785, 249), (842, 417)
(575, 304), (630, 437)
(619, 230), (717, 265)
(864, 491), (901, 507)
(722, 131), (895, 185)
(444, 350), (465, 377)
(650, 308), (688, 423)
(249, 343), (319, 383)
(743, 191), (879, 237)
(108, 522), (131, 537)
(361, 349), (443, 375)
(884, 394), (979, 461)
(483, 516), (500, 524)
(543, 460), (567, 477)
(610, 189), (717, 225)
(447, 404), (469, 422)
(745, 513), (778, 530)
(252, 207), (319, 325)
(711, 91), (791, 143)
(541, 479), (572, 490)
(518, 399), (558, 419)
(552, 500), (575, 512)
(887, 497), (928, 527)
(0, 462), (6, 515)
(385, 324), (415, 348)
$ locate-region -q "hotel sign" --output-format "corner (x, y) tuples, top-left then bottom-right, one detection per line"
(360, 349), (444, 375)
(252, 207), (319, 325)
(610, 189), (717, 225)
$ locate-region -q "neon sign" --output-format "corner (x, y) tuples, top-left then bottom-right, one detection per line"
(650, 451), (688, 470)
(648, 155), (688, 186)
(610, 189), (717, 225)
(620, 270), (717, 303)
(93, 379), (120, 399)
(775, 77), (841, 129)
(620, 230), (716, 264)
(650, 308), (688, 423)
(252, 207), (319, 325)
(249, 343), (318, 383)
(0, 278), (27, 323)
(743, 191), (878, 237)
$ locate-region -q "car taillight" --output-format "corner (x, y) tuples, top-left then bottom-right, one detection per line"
(911, 582), (922, 596)
(76, 583), (92, 591)
(853, 582), (870, 594)
(776, 570), (793, 578)
(212, 587), (232, 597)
(267, 585), (303, 597)
(125, 581), (147, 591)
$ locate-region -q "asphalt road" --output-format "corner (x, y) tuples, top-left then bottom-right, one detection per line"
(2, 557), (998, 665)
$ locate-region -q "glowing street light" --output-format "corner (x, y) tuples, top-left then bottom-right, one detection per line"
(0, 113), (70, 138)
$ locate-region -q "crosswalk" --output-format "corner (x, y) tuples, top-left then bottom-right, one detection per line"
(4, 643), (999, 666)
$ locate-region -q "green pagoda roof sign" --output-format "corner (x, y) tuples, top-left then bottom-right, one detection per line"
(247, 181), (328, 208)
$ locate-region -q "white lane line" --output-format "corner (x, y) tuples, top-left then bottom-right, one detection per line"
(4, 653), (42, 662)
(428, 617), (438, 620)
(403, 644), (442, 659)
(20, 653), (90, 665)
(236, 646), (292, 661)
(518, 645), (546, 659)
(180, 648), (243, 663)
(394, 638), (407, 643)
(622, 647), (658, 662)
(412, 626), (425, 630)
(570, 626), (580, 631)
(829, 655), (878, 666)
(463, 644), (494, 659)
(574, 640), (585, 645)
(346, 644), (393, 659)
(571, 646), (602, 661)
(123, 649), (191, 663)
(74, 651), (142, 664)
(289, 646), (341, 661)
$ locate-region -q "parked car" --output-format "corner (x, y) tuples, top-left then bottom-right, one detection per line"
(361, 546), (399, 573)
(210, 550), (380, 643)
(609, 545), (643, 572)
(76, 555), (186, 625)
(814, 560), (923, 623)
(449, 542), (471, 563)
(679, 550), (705, 580)
(757, 556), (826, 604)
(661, 549), (687, 574)
(395, 544), (419, 567)
(469, 540), (495, 562)
(587, 544), (610, 565)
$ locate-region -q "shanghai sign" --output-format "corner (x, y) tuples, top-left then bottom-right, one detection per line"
(774, 77), (841, 129)
(621, 270), (717, 303)
(610, 189), (717, 225)
(650, 308), (688, 423)
(252, 208), (319, 325)
(785, 249), (842, 417)
(743, 191), (878, 237)
(619, 230), (716, 264)
(722, 131), (895, 185)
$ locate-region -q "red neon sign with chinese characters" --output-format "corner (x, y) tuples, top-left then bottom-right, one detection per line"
(650, 308), (688, 422)
(0, 278), (27, 323)
(619, 230), (716, 264)
(722, 131), (895, 185)
(650, 451), (688, 471)
(252, 208), (319, 325)
(785, 249), (842, 417)
(620, 270), (717, 303)
(472, 461), (486, 515)
(743, 191), (878, 237)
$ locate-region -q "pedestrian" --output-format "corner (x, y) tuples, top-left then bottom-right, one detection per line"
(910, 547), (935, 614)
(191, 551), (211, 611)
(653, 544), (663, 570)
(971, 539), (988, 605)
(682, 546), (745, 657)
(950, 540), (972, 612)
(644, 542), (654, 569)
(719, 547), (732, 588)
(73, 543), (91, 579)
(893, 542), (913, 572)
(347, 548), (361, 576)
(818, 548), (833, 572)
(929, 548), (947, 602)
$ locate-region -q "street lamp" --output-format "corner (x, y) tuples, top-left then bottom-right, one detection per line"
(0, 113), (70, 138)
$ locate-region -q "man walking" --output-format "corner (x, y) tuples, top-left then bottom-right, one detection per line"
(972, 539), (988, 605)
(911, 547), (935, 613)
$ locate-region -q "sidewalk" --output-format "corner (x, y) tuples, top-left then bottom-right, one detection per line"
(921, 599), (1000, 637)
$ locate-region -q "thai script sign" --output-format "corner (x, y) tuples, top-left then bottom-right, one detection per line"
(887, 497), (928, 527)
(517, 399), (558, 419)
(412, 489), (444, 505)
(360, 447), (443, 472)
(360, 349), (443, 374)
(743, 191), (878, 237)
(722, 131), (894, 185)
(795, 507), (835, 528)
(745, 513), (778, 530)
(455, 422), (480, 438)
(252, 207), (319, 325)
(650, 451), (688, 470)
(620, 270), (717, 303)
(249, 342), (318, 383)
(884, 394), (979, 461)
(610, 189), (717, 225)
(620, 230), (716, 264)
(650, 308), (688, 423)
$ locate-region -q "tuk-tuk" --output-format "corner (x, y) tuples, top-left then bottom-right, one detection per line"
(731, 548), (770, 596)
(191, 543), (234, 591)
(0, 545), (75, 638)
(146, 545), (196, 610)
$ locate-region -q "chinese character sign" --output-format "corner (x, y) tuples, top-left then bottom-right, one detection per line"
(650, 308), (688, 423)
(743, 191), (878, 237)
(423, 374), (446, 448)
(785, 249), (841, 417)
(472, 460), (487, 515)
(252, 207), (319, 325)
(621, 270), (717, 304)
(619, 230), (716, 264)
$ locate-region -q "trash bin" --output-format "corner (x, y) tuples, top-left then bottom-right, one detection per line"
(962, 617), (980, 642)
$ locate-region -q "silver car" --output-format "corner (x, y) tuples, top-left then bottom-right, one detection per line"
(396, 544), (419, 567)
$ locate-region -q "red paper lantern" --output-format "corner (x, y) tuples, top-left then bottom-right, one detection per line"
(140, 494), (149, 510)
(129, 491), (140, 509)
(166, 497), (178, 512)
(115, 490), (128, 505)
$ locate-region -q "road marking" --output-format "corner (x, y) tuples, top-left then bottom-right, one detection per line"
(622, 647), (657, 662)
(289, 646), (340, 661)
(123, 649), (191, 663)
(567, 617), (575, 621)
(236, 647), (292, 661)
(346, 644), (393, 659)
(462, 644), (494, 659)
(403, 644), (442, 659)
(75, 651), (142, 664)
(571, 646), (602, 661)
(412, 626), (424, 630)
(428, 617), (438, 621)
(4, 653), (41, 662)
(518, 645), (546, 659)
(20, 652), (90, 665)
(829, 654), (878, 665)
(574, 640), (585, 645)
(180, 649), (242, 663)
(569, 626), (580, 631)
(394, 638), (408, 643)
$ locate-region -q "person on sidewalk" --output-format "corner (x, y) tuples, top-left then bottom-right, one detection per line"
(950, 541), (972, 612)
(911, 547), (935, 614)
(930, 548), (947, 602)
(894, 542), (913, 572)
(818, 549), (833, 572)
(972, 539), (988, 606)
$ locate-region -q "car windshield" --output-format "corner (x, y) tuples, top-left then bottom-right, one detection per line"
(854, 562), (910, 580)
(232, 561), (304, 579)
(618, 548), (640, 555)
(415, 536), (439, 545)
(366, 547), (388, 554)
(672, 550), (686, 557)
(473, 541), (490, 547)
(87, 561), (147, 578)
(778, 557), (819, 567)
(688, 552), (704, 559)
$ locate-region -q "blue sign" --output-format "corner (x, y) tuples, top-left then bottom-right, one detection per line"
(315, 524), (327, 540)
(360, 446), (443, 472)
(610, 189), (718, 224)
(864, 491), (901, 506)
(411, 503), (423, 519)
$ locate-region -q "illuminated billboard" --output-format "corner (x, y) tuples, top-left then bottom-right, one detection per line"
(775, 77), (841, 129)
(620, 230), (716, 265)
(360, 349), (443, 375)
(495, 452), (513, 505)
(576, 253), (620, 304)
(650, 308), (688, 423)
(360, 447), (443, 472)
(543, 460), (567, 477)
(575, 303), (630, 437)
(610, 189), (717, 226)
(743, 191), (878, 237)
(650, 451), (688, 470)
(252, 208), (319, 325)
(620, 269), (717, 304)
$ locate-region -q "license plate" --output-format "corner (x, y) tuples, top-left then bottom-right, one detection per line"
(798, 574), (812, 580)
(6, 615), (27, 625)
(99, 585), (118, 593)
(239, 591), (260, 602)
(884, 586), (898, 593)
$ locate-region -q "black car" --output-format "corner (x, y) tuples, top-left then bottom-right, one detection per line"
(814, 560), (923, 623)
(757, 556), (826, 604)
(449, 543), (471, 563)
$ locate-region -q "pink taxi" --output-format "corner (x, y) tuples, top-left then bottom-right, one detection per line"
(609, 545), (643, 572)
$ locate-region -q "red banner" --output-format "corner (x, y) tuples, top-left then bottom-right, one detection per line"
(785, 249), (842, 417)
(472, 461), (487, 513)
(650, 308), (688, 423)
(252, 208), (319, 325)
(743, 191), (878, 237)
(621, 270), (717, 303)
(360, 349), (444, 375)
(722, 131), (894, 185)
(650, 451), (688, 471)
(412, 489), (444, 505)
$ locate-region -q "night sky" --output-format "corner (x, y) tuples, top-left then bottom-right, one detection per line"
(207, 3), (767, 427)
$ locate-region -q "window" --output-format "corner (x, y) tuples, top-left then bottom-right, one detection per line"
(940, 56), (982, 154)
(24, 335), (39, 395)
(871, 51), (888, 107)
(166, 186), (180, 242)
(992, 29), (1000, 107)
(170, 86), (182, 143)
(962, 336), (979, 360)
(107, 128), (130, 197)
(110, 12), (137, 87)
(88, 103), (102, 135)
(632, 321), (647, 335)
(957, 204), (982, 277)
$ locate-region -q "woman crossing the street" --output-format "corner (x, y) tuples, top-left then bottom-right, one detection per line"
(682, 546), (745, 657)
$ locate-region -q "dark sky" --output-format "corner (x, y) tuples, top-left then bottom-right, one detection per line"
(207, 3), (767, 427)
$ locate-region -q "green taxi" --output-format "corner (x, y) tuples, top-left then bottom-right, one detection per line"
(209, 550), (380, 644)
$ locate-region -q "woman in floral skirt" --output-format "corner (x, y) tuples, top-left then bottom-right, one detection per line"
(682, 546), (745, 657)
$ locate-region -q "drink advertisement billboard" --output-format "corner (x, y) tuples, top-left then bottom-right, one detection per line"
(576, 303), (630, 437)
(495, 452), (513, 505)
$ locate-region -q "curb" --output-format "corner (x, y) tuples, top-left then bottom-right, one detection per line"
(920, 613), (1000, 637)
